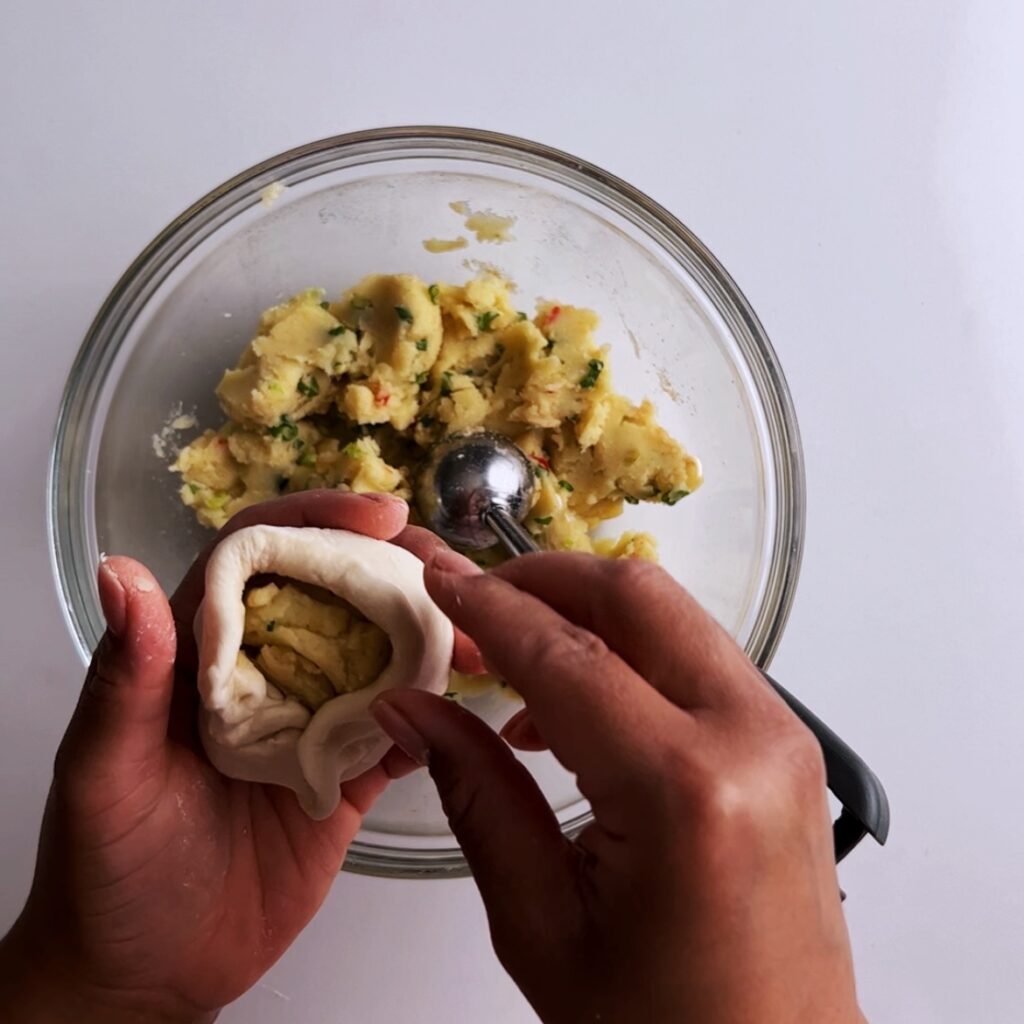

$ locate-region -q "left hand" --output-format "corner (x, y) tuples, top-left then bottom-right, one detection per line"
(0, 491), (479, 1023)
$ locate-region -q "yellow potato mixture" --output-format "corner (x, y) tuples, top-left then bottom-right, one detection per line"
(241, 581), (391, 711)
(174, 273), (702, 696)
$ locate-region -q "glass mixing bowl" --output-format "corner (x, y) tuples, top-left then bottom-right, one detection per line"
(50, 126), (804, 877)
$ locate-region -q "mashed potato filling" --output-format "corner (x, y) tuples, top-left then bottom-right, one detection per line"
(174, 273), (702, 563)
(240, 580), (391, 712)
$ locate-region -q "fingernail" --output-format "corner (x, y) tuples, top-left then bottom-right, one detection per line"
(371, 697), (430, 766)
(97, 560), (127, 637)
(501, 709), (543, 750)
(500, 711), (530, 745)
(429, 547), (482, 575)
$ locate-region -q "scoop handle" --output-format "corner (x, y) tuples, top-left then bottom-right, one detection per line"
(761, 673), (890, 864)
(483, 507), (541, 557)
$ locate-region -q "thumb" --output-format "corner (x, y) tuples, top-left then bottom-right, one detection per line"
(63, 557), (177, 774)
(371, 691), (579, 956)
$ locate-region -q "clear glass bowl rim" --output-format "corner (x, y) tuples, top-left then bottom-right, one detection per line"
(49, 125), (806, 878)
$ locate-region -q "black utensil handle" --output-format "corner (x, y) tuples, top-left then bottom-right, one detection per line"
(762, 673), (890, 863)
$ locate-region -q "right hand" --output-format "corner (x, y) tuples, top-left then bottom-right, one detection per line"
(372, 552), (865, 1024)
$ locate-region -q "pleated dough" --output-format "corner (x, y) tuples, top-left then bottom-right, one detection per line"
(197, 525), (452, 819)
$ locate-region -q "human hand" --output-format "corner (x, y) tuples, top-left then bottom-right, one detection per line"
(372, 552), (865, 1024)
(0, 491), (478, 1024)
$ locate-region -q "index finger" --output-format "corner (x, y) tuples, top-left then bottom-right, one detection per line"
(491, 553), (765, 713)
(391, 525), (486, 676)
(422, 557), (692, 814)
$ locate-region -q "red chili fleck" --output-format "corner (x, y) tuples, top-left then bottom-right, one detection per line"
(216, 438), (228, 447)
(543, 305), (561, 327)
(531, 453), (552, 471)
(374, 391), (391, 406)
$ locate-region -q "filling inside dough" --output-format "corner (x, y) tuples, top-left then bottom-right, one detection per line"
(239, 578), (391, 711)
(197, 524), (454, 819)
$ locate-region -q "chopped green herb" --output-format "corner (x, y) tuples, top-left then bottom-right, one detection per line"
(533, 465), (542, 479)
(296, 375), (320, 398)
(428, 283), (440, 304)
(558, 479), (574, 492)
(266, 620), (277, 632)
(414, 371), (430, 386)
(320, 300), (330, 310)
(534, 515), (553, 526)
(267, 380), (283, 394)
(350, 295), (371, 310)
(187, 483), (200, 495)
(440, 370), (454, 397)
(205, 491), (231, 510)
(516, 311), (528, 321)
(328, 324), (347, 336)
(342, 441), (365, 459)
(298, 450), (317, 467)
(579, 358), (604, 389)
(418, 414), (436, 428)
(293, 438), (304, 449)
(415, 337), (429, 351)
(662, 489), (690, 506)
(395, 305), (414, 323)
(267, 414), (298, 442)
(476, 311), (500, 332)
(623, 494), (640, 505)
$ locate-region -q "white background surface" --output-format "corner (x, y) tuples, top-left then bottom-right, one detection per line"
(2, 1), (1023, 1021)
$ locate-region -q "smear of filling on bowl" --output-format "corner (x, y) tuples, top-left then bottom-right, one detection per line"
(422, 236), (469, 253)
(173, 272), (702, 693)
(448, 201), (516, 243)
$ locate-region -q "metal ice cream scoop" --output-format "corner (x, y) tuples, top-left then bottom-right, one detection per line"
(416, 431), (540, 556)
